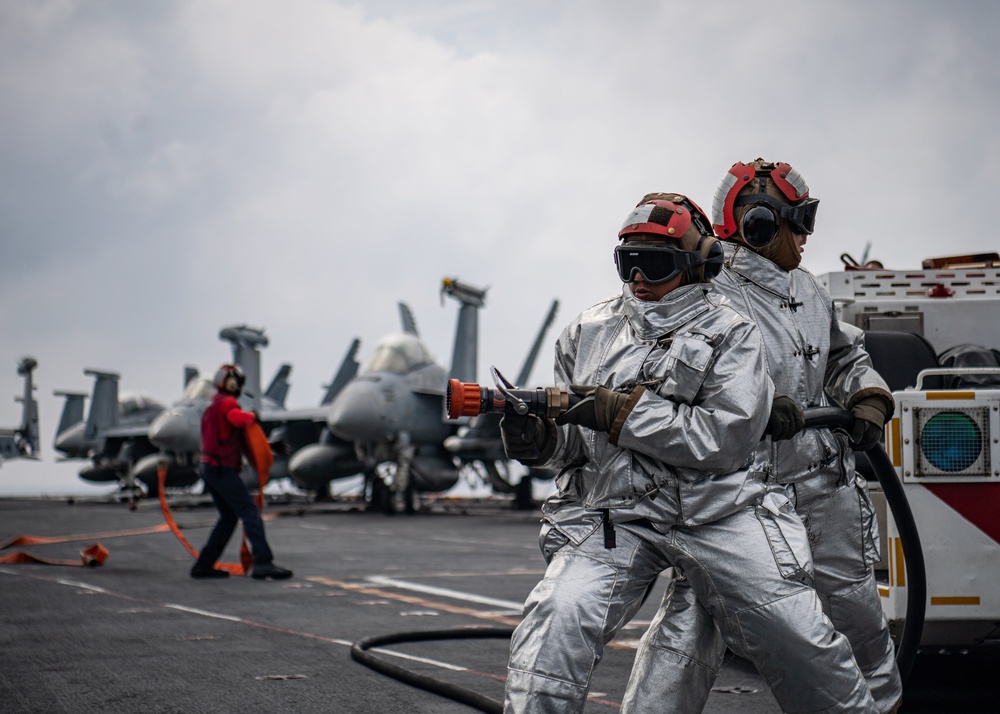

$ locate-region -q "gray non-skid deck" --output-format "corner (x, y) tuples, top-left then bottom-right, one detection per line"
(1, 496), (995, 713)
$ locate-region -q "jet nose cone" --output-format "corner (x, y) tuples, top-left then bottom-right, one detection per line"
(149, 409), (199, 452)
(328, 381), (390, 441)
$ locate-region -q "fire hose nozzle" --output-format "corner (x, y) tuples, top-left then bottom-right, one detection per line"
(445, 368), (579, 420)
(447, 379), (488, 419)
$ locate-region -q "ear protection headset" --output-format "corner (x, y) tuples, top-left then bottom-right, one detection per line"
(711, 161), (819, 247)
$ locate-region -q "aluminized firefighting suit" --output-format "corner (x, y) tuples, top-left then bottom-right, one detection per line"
(622, 243), (899, 713)
(503, 282), (877, 713)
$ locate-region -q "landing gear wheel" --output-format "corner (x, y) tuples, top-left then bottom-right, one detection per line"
(374, 462), (418, 516)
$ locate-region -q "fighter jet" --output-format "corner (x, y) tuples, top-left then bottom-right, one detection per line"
(52, 376), (165, 465)
(146, 324), (364, 499)
(318, 277), (557, 513)
(0, 357), (41, 462)
(266, 338), (364, 498)
(52, 368), (168, 495)
(142, 325), (296, 494)
(52, 326), (292, 498)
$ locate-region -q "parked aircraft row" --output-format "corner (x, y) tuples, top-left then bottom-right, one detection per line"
(37, 277), (558, 512)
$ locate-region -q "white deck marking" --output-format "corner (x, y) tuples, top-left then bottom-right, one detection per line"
(365, 575), (524, 611)
(370, 647), (468, 671)
(164, 603), (244, 622)
(2, 567), (504, 678)
(55, 578), (109, 593)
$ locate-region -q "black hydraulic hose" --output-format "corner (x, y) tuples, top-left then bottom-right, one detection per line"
(803, 406), (926, 684)
(351, 626), (514, 714)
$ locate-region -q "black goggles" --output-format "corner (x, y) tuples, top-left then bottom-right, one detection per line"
(735, 194), (819, 246)
(614, 245), (701, 284)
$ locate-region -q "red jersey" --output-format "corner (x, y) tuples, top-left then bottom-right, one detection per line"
(200, 393), (256, 468)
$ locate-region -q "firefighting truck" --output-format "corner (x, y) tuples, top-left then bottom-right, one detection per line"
(819, 252), (1000, 647)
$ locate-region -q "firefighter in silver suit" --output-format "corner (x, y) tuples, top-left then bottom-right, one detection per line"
(500, 192), (878, 713)
(622, 160), (901, 714)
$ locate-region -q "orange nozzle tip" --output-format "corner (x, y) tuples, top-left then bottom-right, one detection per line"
(447, 379), (482, 419)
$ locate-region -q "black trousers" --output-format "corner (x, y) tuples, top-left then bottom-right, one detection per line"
(195, 463), (273, 567)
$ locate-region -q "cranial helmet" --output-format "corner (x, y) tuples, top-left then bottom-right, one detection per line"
(711, 158), (819, 271)
(616, 192), (724, 285)
(213, 363), (246, 395)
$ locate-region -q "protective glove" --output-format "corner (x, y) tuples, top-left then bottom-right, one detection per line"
(500, 414), (557, 465)
(850, 395), (892, 451)
(554, 385), (630, 433)
(768, 393), (805, 441)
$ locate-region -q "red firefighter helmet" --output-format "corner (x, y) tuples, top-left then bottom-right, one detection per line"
(616, 193), (723, 283)
(212, 363), (246, 393)
(711, 159), (818, 242)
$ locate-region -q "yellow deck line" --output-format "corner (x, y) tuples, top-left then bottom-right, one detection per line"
(930, 596), (981, 606)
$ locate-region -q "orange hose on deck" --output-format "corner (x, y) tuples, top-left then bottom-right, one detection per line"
(1, 525), (169, 550)
(0, 543), (109, 567)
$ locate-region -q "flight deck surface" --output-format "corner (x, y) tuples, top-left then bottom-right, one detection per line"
(1, 493), (995, 713)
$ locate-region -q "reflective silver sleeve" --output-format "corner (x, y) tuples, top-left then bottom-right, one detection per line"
(826, 318), (891, 406)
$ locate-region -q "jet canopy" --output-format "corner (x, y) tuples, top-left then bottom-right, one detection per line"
(118, 392), (165, 416)
(183, 377), (215, 400)
(363, 334), (436, 374)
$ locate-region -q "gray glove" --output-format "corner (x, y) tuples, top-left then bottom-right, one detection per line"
(554, 385), (630, 433)
(768, 393), (805, 441)
(850, 395), (891, 451)
(500, 414), (557, 465)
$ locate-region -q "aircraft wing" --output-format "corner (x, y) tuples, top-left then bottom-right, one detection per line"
(98, 424), (156, 439)
(259, 406), (329, 424)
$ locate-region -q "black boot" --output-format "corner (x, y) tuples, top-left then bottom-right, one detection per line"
(251, 562), (293, 580)
(190, 564), (229, 579)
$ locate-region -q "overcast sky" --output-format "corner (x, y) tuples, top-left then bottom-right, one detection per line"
(2, 0), (998, 495)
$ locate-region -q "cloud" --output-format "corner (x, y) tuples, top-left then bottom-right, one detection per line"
(2, 0), (999, 494)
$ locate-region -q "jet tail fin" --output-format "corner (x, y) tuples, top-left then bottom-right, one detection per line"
(515, 299), (559, 386)
(53, 390), (87, 439)
(321, 338), (360, 405)
(0, 357), (40, 460)
(398, 303), (419, 337)
(441, 277), (489, 384)
(83, 369), (120, 442)
(184, 366), (199, 389)
(265, 363), (293, 407)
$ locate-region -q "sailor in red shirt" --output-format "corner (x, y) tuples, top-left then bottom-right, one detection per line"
(191, 364), (292, 580)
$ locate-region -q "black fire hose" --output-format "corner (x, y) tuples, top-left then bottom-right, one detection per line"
(351, 407), (926, 711)
(350, 627), (512, 714)
(804, 407), (926, 684)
